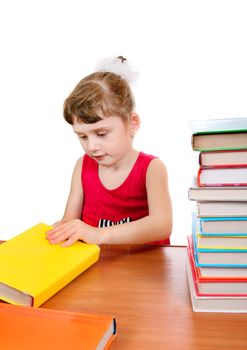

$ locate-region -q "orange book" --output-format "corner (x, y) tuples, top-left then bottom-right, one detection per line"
(0, 302), (116, 350)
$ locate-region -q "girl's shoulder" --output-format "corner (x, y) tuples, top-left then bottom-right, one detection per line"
(74, 155), (84, 169)
(76, 154), (94, 170)
(139, 151), (156, 161)
(138, 151), (165, 169)
(137, 152), (168, 179)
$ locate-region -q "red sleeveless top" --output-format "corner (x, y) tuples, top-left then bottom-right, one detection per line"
(81, 152), (170, 245)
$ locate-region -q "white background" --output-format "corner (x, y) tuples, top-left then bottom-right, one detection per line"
(0, 0), (247, 243)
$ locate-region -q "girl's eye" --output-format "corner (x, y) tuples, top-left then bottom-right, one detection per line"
(97, 133), (107, 137)
(79, 135), (87, 140)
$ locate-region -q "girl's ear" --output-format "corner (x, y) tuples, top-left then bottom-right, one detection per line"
(129, 112), (140, 137)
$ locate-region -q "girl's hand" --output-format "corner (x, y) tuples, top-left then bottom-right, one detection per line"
(46, 219), (101, 247)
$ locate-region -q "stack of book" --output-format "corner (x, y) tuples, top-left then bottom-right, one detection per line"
(187, 117), (247, 312)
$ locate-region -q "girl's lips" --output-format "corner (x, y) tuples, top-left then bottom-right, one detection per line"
(93, 155), (105, 161)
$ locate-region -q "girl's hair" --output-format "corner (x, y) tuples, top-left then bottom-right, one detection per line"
(63, 71), (135, 125)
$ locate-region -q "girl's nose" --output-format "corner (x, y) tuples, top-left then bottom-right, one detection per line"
(87, 138), (100, 153)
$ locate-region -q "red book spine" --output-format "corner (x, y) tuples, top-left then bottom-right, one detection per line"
(197, 164), (247, 187)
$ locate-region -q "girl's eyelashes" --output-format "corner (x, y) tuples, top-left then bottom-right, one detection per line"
(76, 129), (109, 139)
(78, 132), (107, 140)
(97, 132), (107, 137)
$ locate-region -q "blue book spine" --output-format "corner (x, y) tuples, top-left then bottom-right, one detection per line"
(199, 216), (247, 235)
(192, 219), (247, 267)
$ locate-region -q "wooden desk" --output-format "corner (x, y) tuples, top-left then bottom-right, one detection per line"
(41, 246), (247, 349)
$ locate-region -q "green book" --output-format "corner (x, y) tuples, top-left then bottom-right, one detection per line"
(190, 117), (247, 151)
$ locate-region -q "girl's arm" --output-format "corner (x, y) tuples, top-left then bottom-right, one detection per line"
(57, 157), (84, 223)
(47, 158), (172, 246)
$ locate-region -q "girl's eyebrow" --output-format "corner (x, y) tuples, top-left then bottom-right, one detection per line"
(73, 127), (109, 135)
(73, 131), (85, 135)
(93, 127), (109, 132)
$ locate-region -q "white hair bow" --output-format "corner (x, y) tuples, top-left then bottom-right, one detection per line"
(95, 56), (139, 86)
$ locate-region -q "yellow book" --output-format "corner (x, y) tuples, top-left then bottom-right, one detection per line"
(0, 223), (100, 307)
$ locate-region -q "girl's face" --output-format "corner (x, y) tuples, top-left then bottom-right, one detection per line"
(72, 113), (140, 167)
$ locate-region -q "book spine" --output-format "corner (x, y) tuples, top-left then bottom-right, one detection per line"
(197, 167), (202, 187)
(193, 146), (247, 152)
(198, 152), (202, 166)
(200, 164), (247, 170)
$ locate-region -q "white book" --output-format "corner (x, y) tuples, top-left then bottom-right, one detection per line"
(196, 234), (247, 249)
(188, 186), (247, 202)
(197, 201), (247, 218)
(198, 265), (247, 278)
(189, 117), (247, 134)
(199, 217), (247, 234)
(199, 150), (247, 167)
(198, 166), (247, 187)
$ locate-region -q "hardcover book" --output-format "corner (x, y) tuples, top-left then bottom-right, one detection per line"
(198, 217), (247, 234)
(190, 117), (247, 152)
(199, 150), (247, 167)
(192, 132), (247, 152)
(188, 185), (247, 202)
(0, 223), (100, 307)
(195, 233), (247, 249)
(196, 201), (247, 218)
(189, 117), (247, 134)
(197, 165), (247, 187)
(0, 303), (116, 350)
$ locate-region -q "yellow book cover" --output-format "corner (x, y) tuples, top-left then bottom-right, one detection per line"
(0, 223), (100, 307)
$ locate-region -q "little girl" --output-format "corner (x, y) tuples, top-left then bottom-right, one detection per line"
(46, 56), (172, 246)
